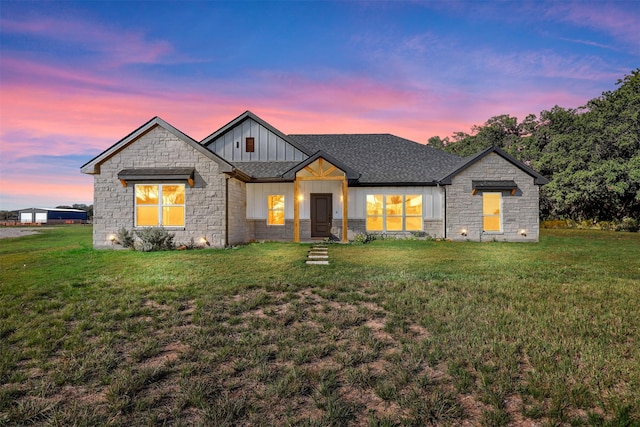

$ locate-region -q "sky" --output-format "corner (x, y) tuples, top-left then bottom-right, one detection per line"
(1, 1), (638, 211)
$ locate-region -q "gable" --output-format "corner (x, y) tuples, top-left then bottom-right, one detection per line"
(201, 111), (308, 163)
(81, 117), (232, 175)
(282, 151), (360, 182)
(439, 146), (548, 185)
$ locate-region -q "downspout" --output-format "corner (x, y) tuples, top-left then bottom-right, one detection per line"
(441, 184), (447, 239)
(225, 176), (229, 247)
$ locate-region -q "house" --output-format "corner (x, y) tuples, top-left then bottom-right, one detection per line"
(81, 111), (548, 249)
(19, 208), (88, 224)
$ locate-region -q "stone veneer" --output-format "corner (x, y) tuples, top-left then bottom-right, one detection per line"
(92, 126), (228, 249)
(337, 219), (444, 239)
(445, 153), (540, 242)
(251, 218), (445, 242)
(227, 177), (254, 245)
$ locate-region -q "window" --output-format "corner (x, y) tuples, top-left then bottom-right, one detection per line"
(268, 195), (285, 225)
(366, 194), (422, 232)
(483, 192), (502, 232)
(135, 184), (185, 227)
(246, 137), (255, 152)
(404, 194), (423, 231)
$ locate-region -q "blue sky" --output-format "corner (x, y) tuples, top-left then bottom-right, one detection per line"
(1, 0), (638, 210)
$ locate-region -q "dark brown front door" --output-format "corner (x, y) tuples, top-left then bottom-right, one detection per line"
(311, 193), (332, 238)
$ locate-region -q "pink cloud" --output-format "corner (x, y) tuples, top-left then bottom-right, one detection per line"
(1, 16), (174, 67)
(546, 2), (640, 52)
(0, 175), (94, 208)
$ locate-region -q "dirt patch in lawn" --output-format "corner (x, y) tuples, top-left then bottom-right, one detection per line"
(1, 287), (559, 426)
(0, 227), (50, 239)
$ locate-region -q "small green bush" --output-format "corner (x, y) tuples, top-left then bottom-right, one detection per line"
(116, 227), (135, 249)
(134, 227), (175, 252)
(352, 233), (379, 244)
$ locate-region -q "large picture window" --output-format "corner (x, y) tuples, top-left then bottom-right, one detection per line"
(268, 195), (285, 225)
(135, 184), (185, 227)
(482, 192), (502, 232)
(366, 194), (422, 232)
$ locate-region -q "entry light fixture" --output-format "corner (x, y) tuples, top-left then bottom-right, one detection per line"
(109, 234), (116, 243)
(461, 229), (468, 236)
(520, 229), (527, 237)
(298, 194), (304, 201)
(200, 236), (210, 247)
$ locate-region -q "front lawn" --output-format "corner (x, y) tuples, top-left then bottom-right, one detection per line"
(1, 226), (638, 426)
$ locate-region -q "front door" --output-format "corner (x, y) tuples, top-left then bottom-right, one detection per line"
(311, 193), (332, 238)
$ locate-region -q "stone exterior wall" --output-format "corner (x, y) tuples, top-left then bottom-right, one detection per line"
(251, 219), (296, 241)
(92, 126), (227, 249)
(446, 153), (540, 242)
(227, 177), (254, 245)
(424, 219), (444, 238)
(332, 219), (444, 240)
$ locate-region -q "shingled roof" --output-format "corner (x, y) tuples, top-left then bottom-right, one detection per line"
(231, 161), (301, 179)
(287, 134), (463, 185)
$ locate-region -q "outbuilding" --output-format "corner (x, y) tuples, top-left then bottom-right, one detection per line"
(19, 208), (88, 224)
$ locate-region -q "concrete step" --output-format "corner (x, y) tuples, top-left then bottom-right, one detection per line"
(307, 244), (329, 265)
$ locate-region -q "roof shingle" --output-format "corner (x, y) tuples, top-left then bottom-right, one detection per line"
(288, 134), (463, 184)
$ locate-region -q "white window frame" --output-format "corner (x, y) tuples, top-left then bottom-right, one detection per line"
(134, 183), (186, 228)
(366, 194), (423, 232)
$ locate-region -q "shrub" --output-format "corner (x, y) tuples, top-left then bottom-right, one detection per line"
(352, 233), (379, 245)
(134, 227), (175, 252)
(115, 227), (135, 249)
(616, 217), (639, 232)
(541, 219), (569, 229)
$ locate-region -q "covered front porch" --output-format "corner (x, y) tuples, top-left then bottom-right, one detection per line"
(286, 154), (358, 243)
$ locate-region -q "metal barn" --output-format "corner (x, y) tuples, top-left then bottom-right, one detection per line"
(18, 208), (88, 224)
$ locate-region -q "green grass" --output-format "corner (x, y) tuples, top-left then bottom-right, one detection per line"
(1, 226), (639, 426)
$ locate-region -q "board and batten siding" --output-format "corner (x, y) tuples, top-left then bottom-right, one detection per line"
(207, 118), (306, 162)
(246, 183), (444, 221)
(246, 183), (295, 220)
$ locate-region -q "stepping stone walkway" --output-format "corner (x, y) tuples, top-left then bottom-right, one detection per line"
(306, 244), (329, 265)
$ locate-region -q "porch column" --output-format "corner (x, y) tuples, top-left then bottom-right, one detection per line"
(294, 179), (300, 242)
(342, 178), (348, 242)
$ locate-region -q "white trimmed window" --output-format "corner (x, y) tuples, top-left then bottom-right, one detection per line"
(135, 184), (185, 227)
(482, 192), (502, 232)
(267, 195), (285, 225)
(366, 194), (423, 232)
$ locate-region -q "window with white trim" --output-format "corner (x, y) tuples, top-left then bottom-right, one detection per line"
(482, 192), (502, 232)
(135, 184), (185, 227)
(366, 194), (423, 232)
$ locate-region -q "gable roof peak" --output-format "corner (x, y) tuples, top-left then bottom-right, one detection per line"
(439, 145), (549, 185)
(81, 116), (232, 175)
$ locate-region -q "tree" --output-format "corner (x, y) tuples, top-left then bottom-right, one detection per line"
(429, 69), (640, 221)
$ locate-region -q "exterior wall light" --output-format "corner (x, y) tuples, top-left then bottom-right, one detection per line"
(109, 234), (116, 243)
(298, 194), (304, 201)
(461, 229), (467, 236)
(520, 229), (527, 237)
(200, 237), (210, 247)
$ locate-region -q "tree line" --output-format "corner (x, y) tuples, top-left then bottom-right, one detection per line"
(429, 69), (640, 222)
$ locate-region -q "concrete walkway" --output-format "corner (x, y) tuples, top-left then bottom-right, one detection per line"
(306, 243), (329, 265)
